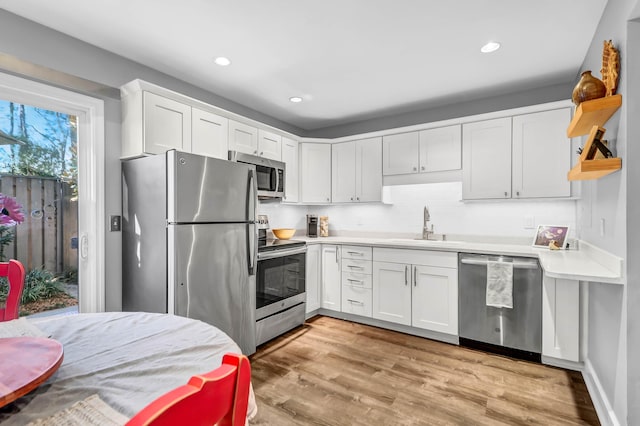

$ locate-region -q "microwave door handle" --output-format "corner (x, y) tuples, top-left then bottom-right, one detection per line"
(272, 167), (278, 194)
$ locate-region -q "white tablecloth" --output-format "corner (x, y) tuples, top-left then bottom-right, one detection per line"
(0, 312), (257, 424)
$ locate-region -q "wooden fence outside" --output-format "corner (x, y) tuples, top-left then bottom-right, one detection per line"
(0, 175), (77, 274)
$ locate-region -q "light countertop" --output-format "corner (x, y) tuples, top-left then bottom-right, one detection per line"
(294, 235), (624, 285)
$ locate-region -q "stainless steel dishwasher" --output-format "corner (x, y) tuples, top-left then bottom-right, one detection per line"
(458, 253), (542, 362)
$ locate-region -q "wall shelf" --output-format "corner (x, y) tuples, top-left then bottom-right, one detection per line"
(567, 157), (622, 180)
(566, 94), (622, 137)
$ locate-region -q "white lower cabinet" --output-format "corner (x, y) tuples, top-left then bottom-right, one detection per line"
(372, 248), (458, 335)
(372, 261), (412, 325)
(542, 275), (580, 362)
(412, 265), (458, 334)
(341, 245), (373, 317)
(321, 245), (341, 311)
(305, 244), (321, 313)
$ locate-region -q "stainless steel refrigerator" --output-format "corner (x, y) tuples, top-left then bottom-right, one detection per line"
(122, 150), (257, 354)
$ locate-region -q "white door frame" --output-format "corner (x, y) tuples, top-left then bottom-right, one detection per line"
(0, 72), (105, 313)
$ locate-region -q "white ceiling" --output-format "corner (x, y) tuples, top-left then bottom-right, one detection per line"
(1, 1), (608, 131)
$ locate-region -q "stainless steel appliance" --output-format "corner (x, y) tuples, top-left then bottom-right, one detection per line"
(458, 253), (542, 362)
(255, 216), (306, 346)
(228, 151), (285, 200)
(306, 214), (318, 238)
(122, 150), (257, 355)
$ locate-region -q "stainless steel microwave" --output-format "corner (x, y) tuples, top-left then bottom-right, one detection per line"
(228, 151), (285, 200)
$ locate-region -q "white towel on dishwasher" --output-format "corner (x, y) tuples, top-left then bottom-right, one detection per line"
(486, 261), (513, 309)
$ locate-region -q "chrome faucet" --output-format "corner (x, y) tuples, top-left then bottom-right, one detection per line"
(422, 206), (434, 240)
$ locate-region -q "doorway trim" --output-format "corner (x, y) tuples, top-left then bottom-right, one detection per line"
(0, 71), (105, 312)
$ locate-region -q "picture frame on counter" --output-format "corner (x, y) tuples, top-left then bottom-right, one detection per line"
(532, 225), (570, 249)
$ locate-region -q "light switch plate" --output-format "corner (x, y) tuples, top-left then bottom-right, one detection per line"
(110, 215), (121, 232)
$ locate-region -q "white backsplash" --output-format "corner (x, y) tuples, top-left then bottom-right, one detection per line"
(259, 182), (577, 239)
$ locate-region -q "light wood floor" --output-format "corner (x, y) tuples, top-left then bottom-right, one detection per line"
(249, 316), (599, 425)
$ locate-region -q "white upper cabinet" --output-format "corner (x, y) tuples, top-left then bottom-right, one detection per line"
(300, 143), (332, 203)
(383, 132), (419, 175)
(142, 91), (192, 155)
(419, 125), (461, 172)
(383, 126), (461, 176)
(258, 129), (282, 160)
(191, 108), (228, 160)
(462, 117), (513, 199)
(228, 120), (259, 155)
(228, 122), (282, 160)
(463, 108), (572, 200)
(512, 108), (571, 198)
(281, 137), (299, 203)
(332, 137), (382, 203)
(331, 141), (357, 202)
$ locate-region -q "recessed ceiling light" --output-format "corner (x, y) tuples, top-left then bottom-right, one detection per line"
(480, 42), (501, 53)
(289, 96), (303, 103)
(214, 57), (231, 66)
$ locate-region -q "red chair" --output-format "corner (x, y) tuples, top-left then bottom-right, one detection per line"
(127, 353), (251, 426)
(0, 260), (26, 322)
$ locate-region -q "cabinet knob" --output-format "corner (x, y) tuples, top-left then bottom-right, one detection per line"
(516, 191), (520, 197)
(327, 197), (330, 202)
(413, 167), (417, 172)
(350, 197), (354, 201)
(253, 150), (258, 154)
(356, 197), (360, 201)
(260, 151), (264, 155)
(421, 166), (425, 171)
(504, 191), (508, 197)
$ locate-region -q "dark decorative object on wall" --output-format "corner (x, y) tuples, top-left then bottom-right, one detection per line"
(571, 70), (607, 106)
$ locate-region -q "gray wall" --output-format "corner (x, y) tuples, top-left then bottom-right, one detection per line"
(304, 82), (574, 138)
(578, 0), (639, 424)
(626, 13), (640, 426)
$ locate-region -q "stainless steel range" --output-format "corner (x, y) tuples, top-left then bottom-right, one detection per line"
(255, 215), (306, 346)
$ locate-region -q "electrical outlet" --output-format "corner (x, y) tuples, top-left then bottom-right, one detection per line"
(524, 215), (535, 229)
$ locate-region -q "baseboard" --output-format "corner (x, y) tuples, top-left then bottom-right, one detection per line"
(583, 358), (621, 426)
(541, 355), (583, 371)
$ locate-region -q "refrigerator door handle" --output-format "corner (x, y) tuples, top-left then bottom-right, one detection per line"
(246, 168), (257, 276)
(246, 168), (256, 222)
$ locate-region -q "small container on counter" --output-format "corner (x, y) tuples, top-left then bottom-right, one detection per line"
(319, 216), (329, 237)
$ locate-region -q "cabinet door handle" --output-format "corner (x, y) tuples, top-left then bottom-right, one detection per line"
(414, 266), (417, 287)
(404, 265), (408, 285)
(347, 279), (364, 285)
(347, 299), (364, 306)
(347, 265), (364, 270)
(347, 251), (364, 256)
(335, 247), (339, 263)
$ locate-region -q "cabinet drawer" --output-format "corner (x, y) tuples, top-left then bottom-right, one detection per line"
(373, 248), (457, 268)
(342, 245), (372, 260)
(342, 258), (372, 274)
(341, 271), (372, 289)
(342, 285), (372, 317)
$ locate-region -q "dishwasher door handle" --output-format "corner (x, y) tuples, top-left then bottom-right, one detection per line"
(459, 258), (539, 269)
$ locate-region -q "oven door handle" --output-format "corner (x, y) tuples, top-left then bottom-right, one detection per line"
(257, 246), (307, 260)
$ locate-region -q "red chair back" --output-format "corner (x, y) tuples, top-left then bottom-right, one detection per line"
(0, 260), (26, 322)
(127, 353), (251, 426)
